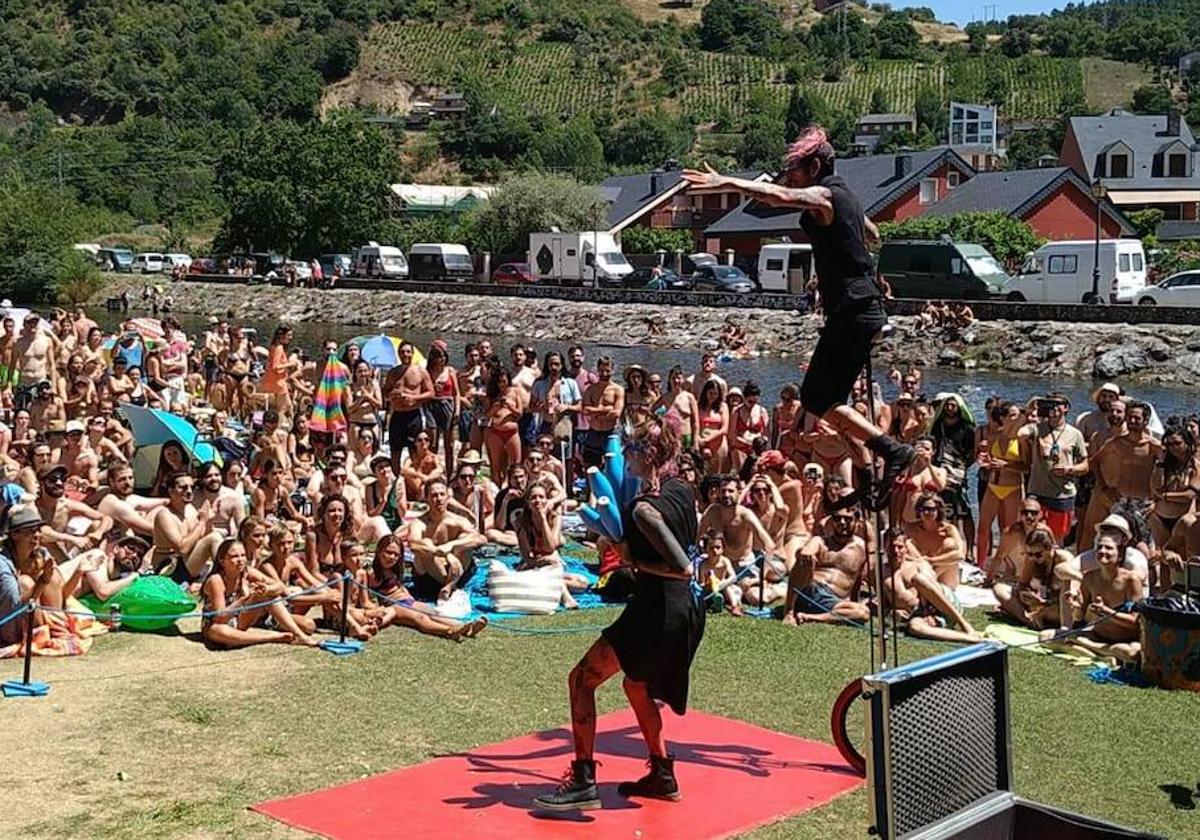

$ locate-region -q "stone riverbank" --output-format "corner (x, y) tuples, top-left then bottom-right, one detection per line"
(93, 279), (1200, 387)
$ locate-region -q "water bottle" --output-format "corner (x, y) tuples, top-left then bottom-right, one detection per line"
(109, 604), (122, 631)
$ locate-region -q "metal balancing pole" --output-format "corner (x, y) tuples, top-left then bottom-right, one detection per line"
(863, 346), (889, 672)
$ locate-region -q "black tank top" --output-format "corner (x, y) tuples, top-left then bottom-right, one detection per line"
(622, 477), (697, 575)
(799, 174), (881, 313)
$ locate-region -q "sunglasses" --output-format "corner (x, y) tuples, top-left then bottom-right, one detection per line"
(1021, 509), (1040, 516)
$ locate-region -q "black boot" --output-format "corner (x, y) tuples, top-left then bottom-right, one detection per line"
(865, 435), (916, 511)
(533, 759), (601, 811)
(617, 755), (681, 802)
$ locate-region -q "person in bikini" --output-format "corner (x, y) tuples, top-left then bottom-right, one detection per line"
(655, 366), (699, 451)
(482, 366), (524, 482)
(367, 536), (487, 641)
(201, 538), (319, 649)
(1149, 423), (1199, 551)
(756, 450), (807, 569)
(424, 339), (459, 473)
(993, 528), (1073, 630)
(695, 379), (729, 474)
(976, 400), (1026, 567)
(889, 435), (947, 528)
(515, 482), (589, 609)
(730, 381), (769, 471)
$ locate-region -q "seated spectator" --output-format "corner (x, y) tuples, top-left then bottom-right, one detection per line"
(251, 458), (308, 530)
(992, 529), (1073, 630)
(6, 506), (70, 619)
(486, 462), (529, 546)
(696, 529), (742, 616)
(201, 538), (318, 649)
(514, 481), (588, 609)
(408, 478), (486, 602)
(401, 431), (443, 501)
(364, 455), (407, 535)
(904, 492), (966, 589)
(783, 505), (869, 625)
(882, 529), (981, 644)
(367, 536), (487, 641)
(985, 496), (1053, 584)
(92, 462), (167, 537)
(1044, 533), (1143, 665)
(75, 535), (151, 601)
(448, 456), (495, 531)
(152, 471), (218, 583)
(34, 463), (113, 563)
(1059, 514), (1149, 588)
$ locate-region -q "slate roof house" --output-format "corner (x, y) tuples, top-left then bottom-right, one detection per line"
(1060, 109), (1200, 221)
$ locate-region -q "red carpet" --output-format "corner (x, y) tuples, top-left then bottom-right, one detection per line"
(253, 709), (863, 840)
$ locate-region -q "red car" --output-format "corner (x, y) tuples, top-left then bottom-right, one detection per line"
(492, 262), (534, 285)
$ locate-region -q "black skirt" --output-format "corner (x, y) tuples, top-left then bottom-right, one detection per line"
(602, 573), (706, 716)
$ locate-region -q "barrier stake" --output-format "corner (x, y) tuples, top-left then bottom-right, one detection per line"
(3, 606), (50, 698)
(320, 573), (364, 656)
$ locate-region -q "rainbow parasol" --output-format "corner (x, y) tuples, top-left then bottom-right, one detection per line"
(310, 354), (351, 434)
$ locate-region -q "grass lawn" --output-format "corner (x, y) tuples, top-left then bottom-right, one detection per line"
(1, 607), (1197, 839)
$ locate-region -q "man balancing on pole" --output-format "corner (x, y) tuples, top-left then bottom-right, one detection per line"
(534, 412), (704, 811)
(682, 125), (915, 507)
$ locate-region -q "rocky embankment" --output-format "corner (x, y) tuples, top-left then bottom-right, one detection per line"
(94, 279), (1200, 386)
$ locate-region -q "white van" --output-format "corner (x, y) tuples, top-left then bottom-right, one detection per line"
(409, 243), (475, 282)
(757, 244), (813, 293)
(528, 232), (633, 286)
(353, 242), (409, 279)
(163, 253), (192, 272)
(1006, 240), (1147, 304)
(132, 252), (166, 274)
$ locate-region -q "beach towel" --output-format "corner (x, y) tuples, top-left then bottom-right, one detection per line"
(982, 623), (1095, 666)
(0, 599), (106, 659)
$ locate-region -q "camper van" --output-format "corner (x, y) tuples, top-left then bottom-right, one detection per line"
(352, 242), (409, 279)
(408, 243), (474, 282)
(756, 244), (813, 293)
(528, 232), (634, 286)
(1006, 240), (1147, 304)
(876, 240), (1010, 299)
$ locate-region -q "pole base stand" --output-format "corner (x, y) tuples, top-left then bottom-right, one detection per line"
(319, 639), (365, 656)
(3, 679), (50, 698)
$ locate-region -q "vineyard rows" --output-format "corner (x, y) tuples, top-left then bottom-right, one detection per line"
(362, 24), (1084, 122)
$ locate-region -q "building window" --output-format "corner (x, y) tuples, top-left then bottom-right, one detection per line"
(1168, 153), (1188, 178)
(947, 171), (960, 188)
(919, 178), (937, 205)
(1048, 255), (1078, 274)
(1109, 153), (1130, 178)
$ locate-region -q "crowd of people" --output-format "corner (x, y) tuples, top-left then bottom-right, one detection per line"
(0, 305), (1194, 668)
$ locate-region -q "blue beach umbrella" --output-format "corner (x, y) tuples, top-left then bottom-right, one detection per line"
(121, 405), (221, 488)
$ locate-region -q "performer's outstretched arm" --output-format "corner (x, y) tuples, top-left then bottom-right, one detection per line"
(681, 166), (833, 216)
(632, 502), (691, 574)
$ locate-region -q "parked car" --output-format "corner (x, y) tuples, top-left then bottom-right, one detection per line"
(163, 253), (192, 272)
(188, 257), (218, 274)
(132, 252), (166, 274)
(284, 259), (312, 283)
(410, 243), (474, 282)
(492, 262), (534, 285)
(622, 266), (688, 290)
(352, 243), (408, 279)
(97, 248), (134, 273)
(1007, 239), (1147, 304)
(690, 265), (755, 294)
(319, 253), (352, 278)
(877, 240), (1010, 299)
(1135, 270), (1200, 306)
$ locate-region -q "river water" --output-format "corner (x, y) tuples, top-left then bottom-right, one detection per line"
(92, 310), (1199, 423)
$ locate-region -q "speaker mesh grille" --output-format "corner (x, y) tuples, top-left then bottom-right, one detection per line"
(885, 654), (1007, 837)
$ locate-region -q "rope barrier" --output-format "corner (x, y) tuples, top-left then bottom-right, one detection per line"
(0, 602), (29, 630)
(37, 575), (345, 624)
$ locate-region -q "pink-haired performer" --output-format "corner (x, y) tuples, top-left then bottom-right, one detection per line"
(682, 125), (916, 505)
(534, 412), (702, 812)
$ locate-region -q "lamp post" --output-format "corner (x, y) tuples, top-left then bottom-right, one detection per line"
(1090, 177), (1107, 304)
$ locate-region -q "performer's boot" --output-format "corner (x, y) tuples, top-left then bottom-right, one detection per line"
(533, 759), (601, 811)
(617, 755), (681, 801)
(865, 434), (916, 510)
